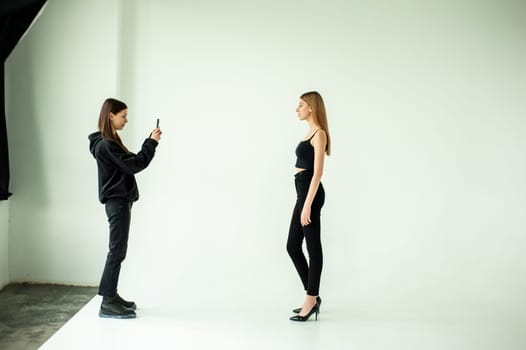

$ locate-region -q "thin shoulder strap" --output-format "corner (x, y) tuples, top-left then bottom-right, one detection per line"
(308, 129), (321, 141)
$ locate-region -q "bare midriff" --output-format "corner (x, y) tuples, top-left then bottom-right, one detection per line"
(295, 168), (307, 174)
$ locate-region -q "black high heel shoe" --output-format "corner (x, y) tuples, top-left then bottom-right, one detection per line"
(293, 296), (322, 314)
(289, 302), (319, 322)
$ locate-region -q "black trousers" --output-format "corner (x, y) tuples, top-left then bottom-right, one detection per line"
(98, 198), (133, 297)
(287, 170), (325, 296)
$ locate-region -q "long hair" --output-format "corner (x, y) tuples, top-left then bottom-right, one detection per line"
(98, 98), (130, 153)
(300, 91), (331, 156)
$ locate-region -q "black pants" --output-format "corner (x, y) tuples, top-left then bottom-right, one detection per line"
(287, 170), (325, 296)
(98, 198), (133, 297)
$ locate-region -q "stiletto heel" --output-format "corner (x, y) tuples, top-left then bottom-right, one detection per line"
(293, 296), (321, 314)
(289, 302), (319, 322)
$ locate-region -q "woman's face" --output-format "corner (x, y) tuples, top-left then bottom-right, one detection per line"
(296, 99), (312, 121)
(110, 109), (128, 131)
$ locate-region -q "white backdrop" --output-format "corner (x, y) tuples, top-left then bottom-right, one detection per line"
(0, 202), (8, 288)
(5, 0), (526, 317)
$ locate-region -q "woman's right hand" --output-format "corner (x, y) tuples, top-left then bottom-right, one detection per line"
(150, 128), (162, 142)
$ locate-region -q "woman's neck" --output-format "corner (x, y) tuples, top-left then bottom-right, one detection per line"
(307, 120), (321, 132)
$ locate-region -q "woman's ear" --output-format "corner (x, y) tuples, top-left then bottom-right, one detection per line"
(109, 112), (115, 120)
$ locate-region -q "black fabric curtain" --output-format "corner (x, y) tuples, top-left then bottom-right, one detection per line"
(0, 0), (47, 200)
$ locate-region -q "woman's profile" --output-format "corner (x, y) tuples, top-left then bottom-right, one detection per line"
(287, 91), (331, 322)
(88, 98), (161, 319)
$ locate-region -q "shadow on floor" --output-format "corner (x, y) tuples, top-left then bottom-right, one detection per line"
(0, 283), (97, 350)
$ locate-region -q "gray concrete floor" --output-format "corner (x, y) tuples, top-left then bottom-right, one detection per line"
(0, 283), (97, 350)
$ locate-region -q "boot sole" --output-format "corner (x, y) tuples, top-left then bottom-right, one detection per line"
(99, 311), (136, 319)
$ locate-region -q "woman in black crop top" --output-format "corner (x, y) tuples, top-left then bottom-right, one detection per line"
(287, 91), (331, 322)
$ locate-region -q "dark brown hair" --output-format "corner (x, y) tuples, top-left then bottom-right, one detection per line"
(98, 98), (129, 153)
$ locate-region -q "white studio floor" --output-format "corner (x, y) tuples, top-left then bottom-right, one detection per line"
(40, 295), (525, 350)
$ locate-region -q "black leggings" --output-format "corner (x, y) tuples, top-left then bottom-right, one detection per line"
(286, 170), (325, 296)
(98, 198), (132, 297)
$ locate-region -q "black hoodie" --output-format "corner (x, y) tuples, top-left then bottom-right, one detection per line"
(88, 132), (158, 203)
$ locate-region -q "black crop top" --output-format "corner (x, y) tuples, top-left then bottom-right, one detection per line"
(295, 129), (320, 170)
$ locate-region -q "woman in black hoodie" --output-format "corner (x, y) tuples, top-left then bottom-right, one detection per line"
(88, 98), (161, 319)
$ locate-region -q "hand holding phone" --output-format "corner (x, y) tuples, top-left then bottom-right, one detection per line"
(150, 117), (162, 142)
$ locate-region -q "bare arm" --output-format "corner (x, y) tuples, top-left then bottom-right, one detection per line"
(301, 130), (327, 226)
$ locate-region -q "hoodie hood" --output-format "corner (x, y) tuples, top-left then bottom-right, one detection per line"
(88, 131), (103, 158)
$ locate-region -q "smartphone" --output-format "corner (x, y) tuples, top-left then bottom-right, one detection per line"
(156, 118), (160, 128)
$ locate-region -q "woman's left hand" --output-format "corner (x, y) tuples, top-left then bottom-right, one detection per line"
(150, 128), (162, 142)
(301, 205), (312, 226)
